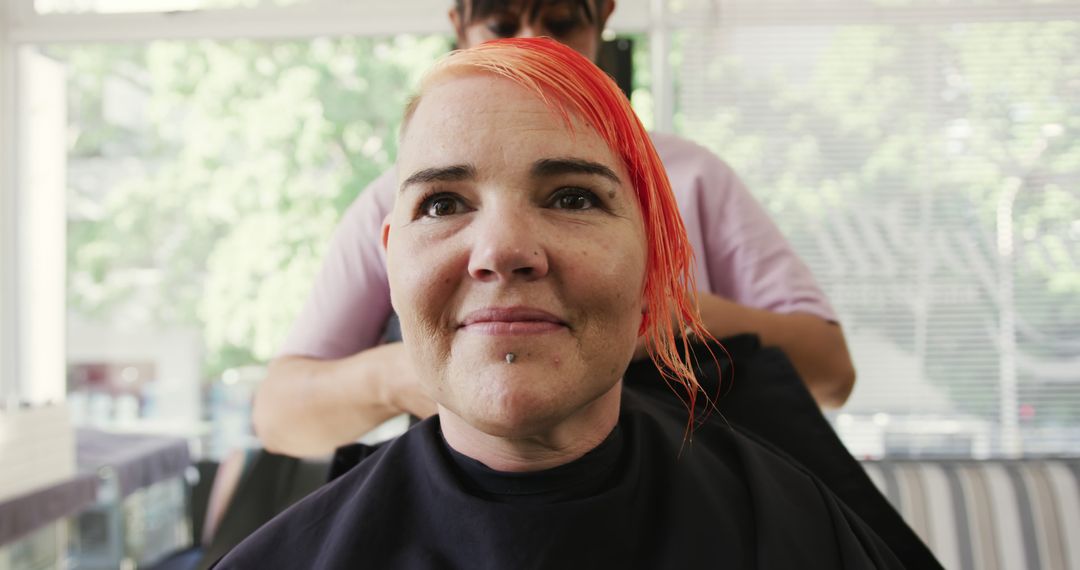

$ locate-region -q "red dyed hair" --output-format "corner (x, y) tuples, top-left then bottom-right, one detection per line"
(404, 37), (717, 425)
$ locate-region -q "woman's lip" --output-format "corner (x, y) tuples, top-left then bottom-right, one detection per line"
(459, 307), (568, 334)
(460, 321), (566, 335)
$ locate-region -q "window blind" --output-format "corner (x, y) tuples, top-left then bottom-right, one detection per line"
(667, 0), (1080, 458)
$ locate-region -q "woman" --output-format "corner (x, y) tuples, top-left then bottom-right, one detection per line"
(215, 38), (903, 569)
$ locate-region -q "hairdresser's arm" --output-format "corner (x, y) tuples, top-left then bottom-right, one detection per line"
(253, 171), (433, 457)
(695, 291), (855, 408)
(254, 343), (435, 458)
(685, 152), (854, 408)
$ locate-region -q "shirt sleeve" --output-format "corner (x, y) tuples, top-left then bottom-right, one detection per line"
(658, 134), (839, 323)
(277, 169), (398, 359)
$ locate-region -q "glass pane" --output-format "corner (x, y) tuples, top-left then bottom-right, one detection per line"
(41, 35), (450, 454)
(672, 16), (1080, 457)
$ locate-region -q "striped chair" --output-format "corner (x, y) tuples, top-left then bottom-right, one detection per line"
(861, 459), (1080, 570)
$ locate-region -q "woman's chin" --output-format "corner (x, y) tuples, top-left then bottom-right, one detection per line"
(452, 368), (572, 436)
(439, 362), (620, 440)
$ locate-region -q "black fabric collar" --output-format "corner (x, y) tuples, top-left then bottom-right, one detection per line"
(439, 424), (625, 504)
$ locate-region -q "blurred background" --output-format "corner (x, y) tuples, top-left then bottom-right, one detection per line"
(1, 0), (1078, 568)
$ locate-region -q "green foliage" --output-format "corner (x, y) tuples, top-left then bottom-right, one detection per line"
(672, 21), (1080, 421)
(61, 35), (451, 379)
(59, 20), (1077, 419)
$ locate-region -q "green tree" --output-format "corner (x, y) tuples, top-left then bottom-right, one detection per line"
(62, 35), (451, 378)
(672, 20), (1080, 424)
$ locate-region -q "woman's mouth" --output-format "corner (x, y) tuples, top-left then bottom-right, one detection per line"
(459, 307), (568, 335)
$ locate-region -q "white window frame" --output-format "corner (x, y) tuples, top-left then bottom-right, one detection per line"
(1, 0), (18, 404)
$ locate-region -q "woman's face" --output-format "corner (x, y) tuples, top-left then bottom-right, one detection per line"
(384, 74), (646, 438)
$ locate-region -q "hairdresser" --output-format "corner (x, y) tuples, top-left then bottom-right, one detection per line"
(254, 0), (856, 458)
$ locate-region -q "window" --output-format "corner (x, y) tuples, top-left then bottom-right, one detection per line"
(669, 0), (1080, 457)
(4, 0), (1075, 459)
(5, 1), (651, 455)
(46, 34), (449, 447)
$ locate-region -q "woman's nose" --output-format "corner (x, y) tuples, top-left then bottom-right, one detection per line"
(467, 208), (549, 282)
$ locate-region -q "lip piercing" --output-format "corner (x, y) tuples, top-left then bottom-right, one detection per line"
(505, 353), (516, 364)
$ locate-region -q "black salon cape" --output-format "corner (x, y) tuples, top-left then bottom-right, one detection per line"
(214, 388), (903, 569)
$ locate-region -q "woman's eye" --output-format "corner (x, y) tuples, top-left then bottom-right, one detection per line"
(422, 195), (463, 217)
(552, 188), (598, 211)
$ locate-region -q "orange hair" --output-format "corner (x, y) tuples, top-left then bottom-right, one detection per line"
(406, 38), (718, 428)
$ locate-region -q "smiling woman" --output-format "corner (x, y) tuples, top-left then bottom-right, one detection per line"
(384, 37), (708, 469)
(388, 71), (649, 467)
(213, 38), (911, 569)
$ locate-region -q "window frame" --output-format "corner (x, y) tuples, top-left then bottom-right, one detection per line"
(1, 0), (18, 404)
(670, 0), (1080, 458)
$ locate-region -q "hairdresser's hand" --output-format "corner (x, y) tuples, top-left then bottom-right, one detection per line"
(255, 340), (438, 457)
(374, 342), (438, 419)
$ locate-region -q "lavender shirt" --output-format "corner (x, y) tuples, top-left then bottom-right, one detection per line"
(280, 132), (837, 359)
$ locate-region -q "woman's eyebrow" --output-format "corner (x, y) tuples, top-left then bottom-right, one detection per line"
(400, 164), (477, 192)
(531, 158), (620, 184)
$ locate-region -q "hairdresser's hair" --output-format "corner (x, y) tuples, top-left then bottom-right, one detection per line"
(403, 38), (716, 428)
(453, 0), (606, 27)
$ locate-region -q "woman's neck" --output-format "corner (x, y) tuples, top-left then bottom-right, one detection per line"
(438, 382), (622, 473)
